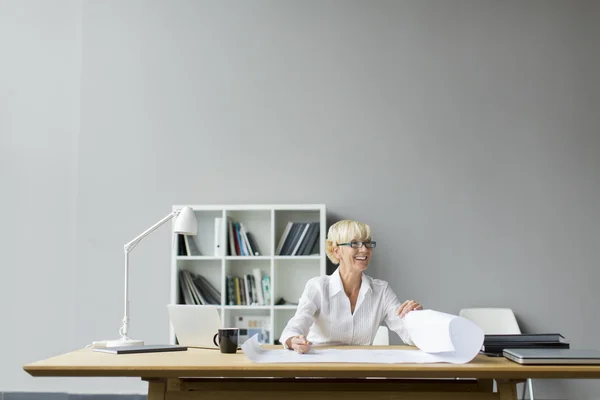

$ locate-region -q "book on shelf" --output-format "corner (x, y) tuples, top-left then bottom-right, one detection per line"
(178, 270), (221, 305)
(184, 235), (201, 256)
(214, 217), (224, 256)
(239, 223), (255, 256)
(262, 275), (271, 305)
(241, 223), (260, 256)
(227, 218), (237, 256)
(226, 271), (271, 306)
(177, 234), (187, 256)
(275, 222), (293, 255)
(226, 218), (261, 256)
(252, 268), (265, 305)
(233, 276), (241, 305)
(276, 221), (320, 256)
(246, 231), (260, 256)
(291, 223), (311, 256)
(226, 276), (235, 306)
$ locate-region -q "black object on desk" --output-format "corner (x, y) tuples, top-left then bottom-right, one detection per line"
(93, 345), (187, 354)
(482, 333), (569, 356)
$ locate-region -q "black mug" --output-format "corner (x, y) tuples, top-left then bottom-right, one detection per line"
(213, 328), (239, 353)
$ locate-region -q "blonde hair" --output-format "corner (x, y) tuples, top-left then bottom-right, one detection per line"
(325, 220), (372, 265)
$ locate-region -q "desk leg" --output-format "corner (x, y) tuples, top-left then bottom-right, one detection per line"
(146, 379), (167, 400)
(496, 380), (518, 400)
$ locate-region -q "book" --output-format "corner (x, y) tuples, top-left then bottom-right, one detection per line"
(262, 275), (271, 305)
(291, 223), (311, 256)
(280, 223), (301, 255)
(484, 333), (566, 343)
(234, 222), (245, 256)
(482, 341), (570, 355)
(227, 218), (237, 256)
(240, 223), (256, 256)
(297, 222), (318, 255)
(192, 274), (221, 305)
(275, 222), (293, 255)
(226, 276), (235, 305)
(178, 270), (195, 305)
(306, 225), (321, 255)
(252, 268), (265, 305)
(177, 234), (187, 256)
(93, 344), (187, 354)
(246, 232), (261, 256)
(214, 217), (224, 256)
(183, 270), (206, 305)
(184, 235), (201, 256)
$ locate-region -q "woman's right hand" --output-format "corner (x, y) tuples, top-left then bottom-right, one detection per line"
(286, 335), (312, 354)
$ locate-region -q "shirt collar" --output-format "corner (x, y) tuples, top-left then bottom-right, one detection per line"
(329, 267), (372, 297)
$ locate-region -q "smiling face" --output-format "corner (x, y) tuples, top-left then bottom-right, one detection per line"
(335, 241), (373, 272)
(325, 220), (373, 271)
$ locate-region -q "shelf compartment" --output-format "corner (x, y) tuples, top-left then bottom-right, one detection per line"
(274, 209), (322, 257)
(225, 209), (271, 257)
(273, 258), (320, 306)
(184, 209), (222, 257)
(222, 308), (271, 345)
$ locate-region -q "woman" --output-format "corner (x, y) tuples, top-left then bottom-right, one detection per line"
(280, 219), (423, 353)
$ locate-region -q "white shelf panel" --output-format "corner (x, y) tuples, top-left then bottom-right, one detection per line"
(223, 305), (271, 310)
(274, 305), (297, 310)
(176, 256), (221, 261)
(225, 256), (271, 261)
(275, 256), (321, 260)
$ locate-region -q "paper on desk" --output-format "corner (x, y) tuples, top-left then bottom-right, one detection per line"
(241, 310), (483, 364)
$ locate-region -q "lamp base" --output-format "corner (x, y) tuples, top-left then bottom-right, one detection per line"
(105, 338), (144, 347)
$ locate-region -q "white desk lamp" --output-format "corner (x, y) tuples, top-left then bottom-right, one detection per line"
(103, 206), (197, 347)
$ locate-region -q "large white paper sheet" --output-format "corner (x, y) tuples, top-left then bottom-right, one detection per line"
(241, 310), (483, 364)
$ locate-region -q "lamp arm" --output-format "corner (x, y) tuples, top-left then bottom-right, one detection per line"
(124, 210), (180, 253)
(119, 209), (180, 341)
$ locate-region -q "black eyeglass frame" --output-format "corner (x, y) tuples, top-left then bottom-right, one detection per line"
(337, 241), (377, 249)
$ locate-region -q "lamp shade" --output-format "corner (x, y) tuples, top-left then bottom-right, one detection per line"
(174, 206), (197, 235)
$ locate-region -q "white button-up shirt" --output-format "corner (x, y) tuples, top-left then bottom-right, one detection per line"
(280, 268), (414, 348)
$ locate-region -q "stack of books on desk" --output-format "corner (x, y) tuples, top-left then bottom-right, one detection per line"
(481, 333), (569, 356)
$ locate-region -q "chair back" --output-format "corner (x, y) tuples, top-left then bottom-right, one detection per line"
(372, 325), (390, 345)
(459, 308), (521, 334)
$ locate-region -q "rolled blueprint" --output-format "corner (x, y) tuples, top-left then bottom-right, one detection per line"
(241, 310), (484, 364)
(403, 309), (484, 364)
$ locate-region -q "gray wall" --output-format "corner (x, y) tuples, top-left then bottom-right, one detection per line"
(0, 0), (82, 393)
(3, 0), (599, 398)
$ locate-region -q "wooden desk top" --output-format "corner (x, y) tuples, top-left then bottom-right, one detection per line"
(24, 345), (600, 379)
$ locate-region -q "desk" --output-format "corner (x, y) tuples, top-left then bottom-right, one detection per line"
(24, 345), (600, 400)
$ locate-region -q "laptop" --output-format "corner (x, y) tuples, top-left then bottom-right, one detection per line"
(504, 348), (600, 365)
(167, 304), (222, 349)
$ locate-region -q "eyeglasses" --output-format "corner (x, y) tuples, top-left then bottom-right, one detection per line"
(337, 241), (377, 249)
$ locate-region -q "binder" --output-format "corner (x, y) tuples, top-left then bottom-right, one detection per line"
(214, 217), (223, 256)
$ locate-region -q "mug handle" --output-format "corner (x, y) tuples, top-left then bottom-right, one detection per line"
(213, 333), (219, 347)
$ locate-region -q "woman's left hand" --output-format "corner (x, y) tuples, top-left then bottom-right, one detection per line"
(397, 300), (423, 318)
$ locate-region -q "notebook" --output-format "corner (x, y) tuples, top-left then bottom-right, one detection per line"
(93, 344), (187, 354)
(503, 348), (600, 365)
(167, 304), (222, 348)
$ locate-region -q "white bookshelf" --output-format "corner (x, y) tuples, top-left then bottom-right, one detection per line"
(169, 204), (326, 345)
